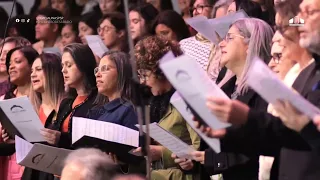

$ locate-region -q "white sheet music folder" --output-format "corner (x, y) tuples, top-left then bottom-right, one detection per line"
(170, 92), (221, 153)
(136, 123), (195, 159)
(72, 117), (139, 147)
(15, 136), (71, 175)
(159, 54), (230, 130)
(247, 57), (320, 118)
(0, 96), (45, 142)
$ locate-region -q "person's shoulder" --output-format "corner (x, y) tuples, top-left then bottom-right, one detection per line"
(179, 36), (196, 44)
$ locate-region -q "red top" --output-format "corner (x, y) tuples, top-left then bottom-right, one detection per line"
(38, 106), (48, 125)
(62, 96), (88, 132)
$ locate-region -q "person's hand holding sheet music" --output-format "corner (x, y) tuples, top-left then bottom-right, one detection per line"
(171, 153), (194, 170)
(206, 97), (250, 125)
(40, 128), (61, 145)
(190, 151), (205, 164)
(134, 145), (164, 161)
(1, 127), (14, 143)
(273, 100), (310, 132)
(192, 97), (250, 138)
(193, 119), (226, 138)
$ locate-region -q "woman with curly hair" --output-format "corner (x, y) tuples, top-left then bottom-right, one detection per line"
(133, 35), (200, 180)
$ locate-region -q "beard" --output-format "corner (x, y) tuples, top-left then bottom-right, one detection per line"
(300, 31), (320, 54)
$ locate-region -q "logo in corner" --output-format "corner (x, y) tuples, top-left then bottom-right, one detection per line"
(289, 16), (304, 26)
(10, 105), (25, 113)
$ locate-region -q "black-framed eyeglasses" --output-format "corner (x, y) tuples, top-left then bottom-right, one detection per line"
(272, 53), (282, 64)
(137, 69), (153, 82)
(97, 25), (115, 34)
(190, 5), (212, 14)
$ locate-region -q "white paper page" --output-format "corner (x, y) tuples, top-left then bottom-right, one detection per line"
(159, 54), (230, 130)
(136, 123), (195, 159)
(43, 47), (62, 57)
(15, 135), (33, 163)
(170, 92), (221, 153)
(0, 96), (45, 142)
(85, 35), (109, 58)
(208, 10), (248, 39)
(247, 58), (320, 118)
(72, 117), (139, 147)
(185, 16), (219, 44)
(15, 136), (71, 175)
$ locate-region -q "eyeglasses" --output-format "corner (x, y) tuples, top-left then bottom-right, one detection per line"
(272, 53), (282, 64)
(94, 65), (114, 74)
(223, 33), (245, 43)
(137, 70), (153, 82)
(275, 25), (290, 35)
(191, 5), (212, 14)
(97, 25), (115, 34)
(299, 9), (320, 19)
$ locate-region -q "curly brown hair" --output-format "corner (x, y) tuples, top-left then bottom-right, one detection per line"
(134, 35), (183, 78)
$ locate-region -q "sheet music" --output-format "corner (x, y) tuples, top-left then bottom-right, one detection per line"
(85, 35), (109, 58)
(247, 58), (320, 118)
(15, 136), (71, 176)
(208, 10), (248, 39)
(185, 16), (219, 44)
(72, 117), (139, 147)
(159, 54), (230, 130)
(136, 123), (195, 159)
(0, 96), (45, 142)
(170, 92), (221, 153)
(171, 0), (181, 15)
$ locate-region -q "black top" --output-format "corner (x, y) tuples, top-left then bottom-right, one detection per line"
(200, 76), (268, 180)
(45, 89), (98, 149)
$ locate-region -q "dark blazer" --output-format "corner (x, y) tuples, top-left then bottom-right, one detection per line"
(245, 55), (320, 180)
(200, 76), (268, 180)
(88, 98), (138, 131)
(45, 89), (98, 149)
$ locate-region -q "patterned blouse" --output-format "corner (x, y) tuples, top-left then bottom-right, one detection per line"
(179, 34), (221, 81)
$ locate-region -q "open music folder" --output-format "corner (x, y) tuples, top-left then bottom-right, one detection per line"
(15, 136), (71, 175)
(0, 96), (45, 142)
(71, 117), (143, 164)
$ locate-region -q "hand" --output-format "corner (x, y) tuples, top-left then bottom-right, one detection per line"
(171, 153), (194, 170)
(190, 151), (205, 164)
(273, 100), (310, 132)
(134, 145), (164, 161)
(206, 97), (249, 125)
(40, 128), (61, 145)
(193, 118), (226, 138)
(1, 128), (14, 143)
(313, 116), (320, 131)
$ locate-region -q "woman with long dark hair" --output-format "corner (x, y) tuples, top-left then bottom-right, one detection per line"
(44, 43), (98, 150)
(152, 10), (191, 42)
(22, 53), (66, 180)
(0, 46), (39, 180)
